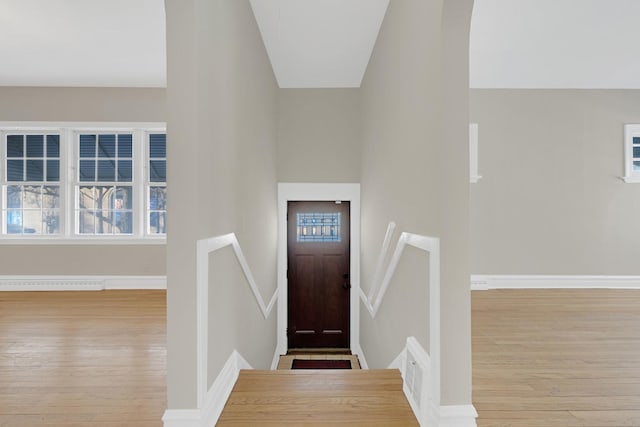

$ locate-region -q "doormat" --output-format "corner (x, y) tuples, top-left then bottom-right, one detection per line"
(291, 359), (352, 369)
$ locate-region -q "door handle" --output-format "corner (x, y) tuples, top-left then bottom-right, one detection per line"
(342, 273), (351, 290)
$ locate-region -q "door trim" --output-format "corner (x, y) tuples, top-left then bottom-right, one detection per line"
(277, 183), (360, 355)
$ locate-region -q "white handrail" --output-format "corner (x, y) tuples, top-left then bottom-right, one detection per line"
(359, 224), (441, 413)
(196, 233), (277, 408)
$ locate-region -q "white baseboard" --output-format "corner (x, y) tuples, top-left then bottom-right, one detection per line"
(352, 343), (369, 369)
(439, 405), (478, 427)
(161, 409), (200, 427)
(163, 350), (250, 427)
(0, 275), (166, 291)
(471, 274), (640, 291)
(200, 350), (251, 426)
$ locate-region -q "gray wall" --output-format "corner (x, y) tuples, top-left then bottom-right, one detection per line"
(277, 89), (361, 183)
(470, 89), (640, 275)
(166, 0), (278, 409)
(360, 0), (474, 406)
(0, 87), (166, 276)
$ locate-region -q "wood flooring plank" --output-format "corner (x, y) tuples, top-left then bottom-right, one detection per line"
(0, 290), (166, 427)
(473, 289), (640, 427)
(217, 369), (418, 426)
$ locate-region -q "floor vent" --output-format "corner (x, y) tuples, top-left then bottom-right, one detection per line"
(0, 278), (105, 291)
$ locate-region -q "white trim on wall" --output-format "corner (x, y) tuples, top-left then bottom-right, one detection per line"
(439, 405), (479, 427)
(0, 275), (166, 291)
(162, 350), (251, 427)
(469, 123), (481, 183)
(388, 337), (477, 427)
(471, 274), (640, 290)
(196, 233), (277, 408)
(277, 183), (361, 356)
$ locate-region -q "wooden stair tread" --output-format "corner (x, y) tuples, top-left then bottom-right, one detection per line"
(216, 369), (418, 426)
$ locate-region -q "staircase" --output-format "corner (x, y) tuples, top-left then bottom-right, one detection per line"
(216, 369), (419, 426)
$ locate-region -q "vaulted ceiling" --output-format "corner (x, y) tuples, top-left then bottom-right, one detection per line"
(0, 0), (638, 89)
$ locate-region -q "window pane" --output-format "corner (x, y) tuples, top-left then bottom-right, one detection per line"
(114, 212), (132, 234)
(634, 136), (640, 145)
(23, 185), (42, 209)
(117, 160), (132, 181)
(149, 211), (166, 234)
(98, 134), (116, 158)
(118, 135), (133, 157)
(149, 186), (167, 235)
(93, 186), (114, 210)
(26, 160), (44, 181)
(97, 160), (116, 181)
(114, 186), (133, 210)
(43, 210), (60, 234)
(150, 160), (166, 182)
(7, 185), (21, 208)
(26, 135), (44, 157)
(634, 146), (640, 158)
(46, 160), (60, 181)
(79, 186), (96, 209)
(47, 135), (60, 157)
(634, 161), (640, 171)
(23, 210), (42, 234)
(149, 134), (166, 158)
(150, 186), (167, 210)
(43, 186), (60, 209)
(79, 134), (96, 157)
(7, 135), (23, 157)
(79, 210), (96, 234)
(79, 160), (96, 181)
(6, 210), (22, 233)
(7, 160), (24, 181)
(95, 211), (114, 234)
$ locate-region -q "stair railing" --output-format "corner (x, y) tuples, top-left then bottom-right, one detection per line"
(360, 223), (441, 422)
(196, 233), (277, 408)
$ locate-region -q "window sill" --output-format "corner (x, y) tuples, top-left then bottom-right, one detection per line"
(621, 176), (640, 183)
(0, 236), (166, 245)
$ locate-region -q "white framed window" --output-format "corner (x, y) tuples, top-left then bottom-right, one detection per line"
(146, 133), (166, 235)
(623, 124), (640, 183)
(470, 123), (482, 183)
(2, 133), (62, 235)
(0, 122), (166, 243)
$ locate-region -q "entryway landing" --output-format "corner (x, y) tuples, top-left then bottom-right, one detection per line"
(216, 369), (418, 426)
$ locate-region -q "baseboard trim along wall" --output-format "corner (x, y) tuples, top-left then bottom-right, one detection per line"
(0, 275), (167, 291)
(160, 410), (200, 427)
(471, 275), (640, 291)
(439, 405), (479, 427)
(386, 337), (477, 427)
(162, 350), (249, 427)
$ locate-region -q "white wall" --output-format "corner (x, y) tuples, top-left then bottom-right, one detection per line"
(360, 0), (474, 407)
(166, 0), (278, 409)
(0, 87), (166, 276)
(277, 88), (361, 183)
(470, 89), (640, 275)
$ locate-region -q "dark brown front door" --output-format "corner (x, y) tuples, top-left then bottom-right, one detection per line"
(287, 201), (350, 349)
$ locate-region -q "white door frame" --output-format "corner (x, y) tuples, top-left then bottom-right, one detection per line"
(277, 183), (361, 355)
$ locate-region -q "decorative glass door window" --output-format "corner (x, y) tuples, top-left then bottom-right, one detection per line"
(296, 212), (341, 242)
(4, 134), (61, 234)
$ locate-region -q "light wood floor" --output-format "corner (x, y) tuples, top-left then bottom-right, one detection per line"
(473, 289), (640, 427)
(217, 369), (418, 426)
(0, 290), (166, 427)
(4, 288), (639, 427)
